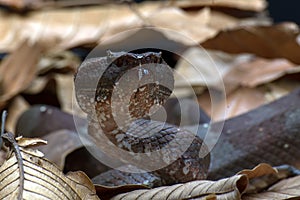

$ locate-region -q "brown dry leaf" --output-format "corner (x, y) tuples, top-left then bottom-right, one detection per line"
(239, 164), (299, 195)
(224, 57), (299, 93)
(174, 48), (253, 97)
(264, 79), (300, 102)
(207, 10), (240, 30)
(37, 50), (80, 75)
(23, 72), (85, 117)
(0, 0), (24, 9)
(238, 163), (278, 179)
(198, 78), (300, 121)
(146, 7), (217, 45)
(243, 175), (300, 200)
(54, 74), (86, 116)
(100, 5), (217, 46)
(0, 137), (99, 199)
(109, 175), (248, 200)
(0, 0), (267, 12)
(0, 40), (42, 109)
(6, 96), (29, 133)
(0, 1), (268, 52)
(0, 0), (106, 10)
(0, 6), (109, 52)
(174, 0), (267, 11)
(196, 55), (300, 121)
(202, 23), (300, 64)
(198, 87), (267, 120)
(175, 48), (300, 100)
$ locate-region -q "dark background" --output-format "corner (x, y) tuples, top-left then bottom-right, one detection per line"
(268, 0), (300, 25)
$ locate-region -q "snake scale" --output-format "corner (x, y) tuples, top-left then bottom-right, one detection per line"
(75, 50), (300, 187)
(74, 51), (210, 187)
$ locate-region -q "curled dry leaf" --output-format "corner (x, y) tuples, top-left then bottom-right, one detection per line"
(0, 1), (267, 52)
(243, 175), (300, 200)
(0, 0), (267, 12)
(102, 164), (281, 200)
(197, 55), (300, 120)
(238, 163), (278, 179)
(242, 164), (300, 194)
(16, 136), (47, 148)
(108, 175), (248, 200)
(174, 0), (267, 11)
(0, 137), (99, 199)
(238, 163), (278, 193)
(237, 164), (300, 199)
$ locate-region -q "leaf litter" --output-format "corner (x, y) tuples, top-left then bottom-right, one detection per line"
(1, 0), (300, 199)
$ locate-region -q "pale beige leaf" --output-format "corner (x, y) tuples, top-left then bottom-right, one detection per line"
(146, 7), (217, 45)
(208, 10), (240, 30)
(243, 175), (300, 200)
(23, 76), (50, 94)
(16, 137), (47, 148)
(0, 142), (99, 199)
(0, 6), (109, 52)
(110, 175), (248, 200)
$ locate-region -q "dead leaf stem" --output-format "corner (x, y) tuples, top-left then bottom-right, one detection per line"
(1, 111), (24, 200)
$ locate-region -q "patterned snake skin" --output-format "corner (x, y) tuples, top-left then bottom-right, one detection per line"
(75, 51), (300, 186)
(74, 51), (210, 187)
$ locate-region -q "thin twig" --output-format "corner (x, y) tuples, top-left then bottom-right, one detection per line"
(0, 110), (7, 147)
(1, 110), (7, 137)
(1, 111), (24, 200)
(2, 133), (24, 200)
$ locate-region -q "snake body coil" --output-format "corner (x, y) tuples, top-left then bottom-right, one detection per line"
(75, 51), (210, 186)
